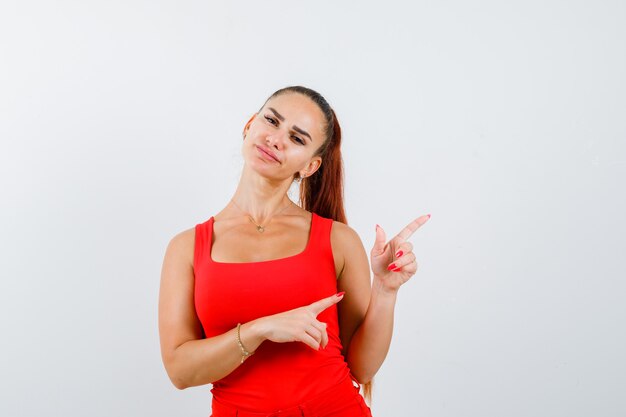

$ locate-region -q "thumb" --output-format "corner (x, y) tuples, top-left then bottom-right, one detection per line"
(372, 224), (387, 256)
(308, 292), (345, 316)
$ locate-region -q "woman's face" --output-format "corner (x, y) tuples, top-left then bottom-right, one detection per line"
(242, 92), (326, 182)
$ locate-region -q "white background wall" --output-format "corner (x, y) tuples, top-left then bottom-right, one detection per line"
(1, 1), (624, 416)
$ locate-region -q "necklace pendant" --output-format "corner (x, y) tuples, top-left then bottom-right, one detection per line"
(257, 225), (265, 233)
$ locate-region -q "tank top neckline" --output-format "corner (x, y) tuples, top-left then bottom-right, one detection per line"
(207, 212), (318, 265)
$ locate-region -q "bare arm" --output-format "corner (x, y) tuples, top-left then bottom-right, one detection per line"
(334, 216), (430, 384)
(344, 276), (398, 384)
(158, 229), (267, 389)
(158, 229), (343, 389)
(333, 222), (395, 384)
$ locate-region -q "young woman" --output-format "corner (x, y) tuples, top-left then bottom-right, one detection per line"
(158, 85), (430, 416)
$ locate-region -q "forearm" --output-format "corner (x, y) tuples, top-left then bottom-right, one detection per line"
(168, 320), (265, 389)
(345, 276), (398, 383)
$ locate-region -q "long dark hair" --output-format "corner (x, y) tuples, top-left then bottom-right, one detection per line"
(260, 86), (373, 404)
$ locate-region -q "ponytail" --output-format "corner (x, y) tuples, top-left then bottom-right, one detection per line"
(298, 109), (346, 224)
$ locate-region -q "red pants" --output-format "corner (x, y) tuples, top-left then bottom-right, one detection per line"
(210, 374), (373, 417)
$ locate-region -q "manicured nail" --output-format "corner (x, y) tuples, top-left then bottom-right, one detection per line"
(427, 214), (431, 219)
(375, 224), (380, 232)
(336, 291), (345, 297)
(387, 263), (397, 271)
(395, 250), (403, 258)
(392, 267), (402, 272)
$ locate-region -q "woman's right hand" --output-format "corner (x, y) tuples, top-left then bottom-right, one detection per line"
(255, 292), (345, 351)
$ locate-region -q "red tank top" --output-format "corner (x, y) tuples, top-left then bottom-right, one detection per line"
(193, 212), (351, 411)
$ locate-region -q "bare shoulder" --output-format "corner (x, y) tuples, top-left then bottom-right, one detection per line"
(330, 220), (361, 243)
(330, 220), (367, 279)
(160, 225), (197, 297)
(165, 226), (196, 266)
(330, 220), (362, 246)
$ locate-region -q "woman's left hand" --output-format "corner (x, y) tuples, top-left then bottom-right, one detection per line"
(370, 214), (430, 293)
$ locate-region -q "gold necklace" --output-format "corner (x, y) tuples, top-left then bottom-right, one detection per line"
(230, 198), (293, 233)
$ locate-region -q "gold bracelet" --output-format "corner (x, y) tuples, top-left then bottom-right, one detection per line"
(236, 323), (253, 363)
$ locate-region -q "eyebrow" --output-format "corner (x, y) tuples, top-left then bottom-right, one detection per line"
(267, 107), (312, 142)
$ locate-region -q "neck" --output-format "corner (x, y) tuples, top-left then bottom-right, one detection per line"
(230, 165), (295, 223)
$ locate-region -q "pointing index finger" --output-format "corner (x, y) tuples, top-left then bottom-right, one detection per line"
(395, 214), (430, 243)
(308, 292), (344, 316)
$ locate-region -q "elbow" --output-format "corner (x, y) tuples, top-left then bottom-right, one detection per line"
(346, 356), (375, 385)
(349, 367), (374, 385)
(353, 372), (373, 385)
(165, 368), (189, 390)
(361, 375), (374, 385)
(162, 348), (194, 390)
(166, 365), (215, 389)
(163, 360), (191, 390)
(170, 374), (189, 390)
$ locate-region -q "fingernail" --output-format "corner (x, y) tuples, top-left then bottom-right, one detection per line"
(392, 267), (402, 272)
(395, 250), (403, 258)
(336, 291), (345, 297)
(375, 224), (380, 231)
(427, 214), (431, 219)
(387, 263), (397, 271)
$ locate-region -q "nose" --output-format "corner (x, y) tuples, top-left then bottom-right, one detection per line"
(266, 133), (286, 150)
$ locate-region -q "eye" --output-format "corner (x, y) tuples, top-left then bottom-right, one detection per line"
(265, 115), (305, 145)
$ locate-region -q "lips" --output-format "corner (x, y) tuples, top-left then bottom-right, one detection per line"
(256, 145), (280, 163)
